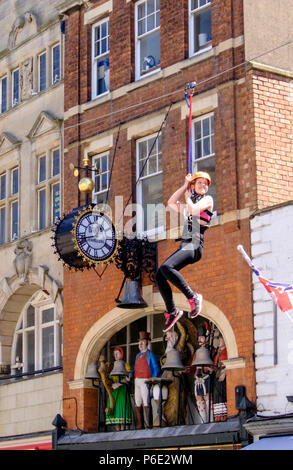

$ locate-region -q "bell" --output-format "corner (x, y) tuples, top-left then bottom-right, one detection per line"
(110, 359), (129, 376)
(162, 349), (185, 371)
(117, 280), (148, 309)
(85, 363), (99, 380)
(191, 346), (213, 366)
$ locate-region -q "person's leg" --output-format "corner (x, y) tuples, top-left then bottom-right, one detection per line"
(135, 379), (144, 429)
(155, 246), (203, 331)
(158, 246), (203, 319)
(156, 247), (199, 309)
(159, 247), (198, 299)
(155, 249), (190, 332)
(155, 267), (175, 313)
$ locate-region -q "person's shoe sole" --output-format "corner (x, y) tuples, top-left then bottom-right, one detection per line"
(189, 294), (203, 319)
(162, 310), (184, 333)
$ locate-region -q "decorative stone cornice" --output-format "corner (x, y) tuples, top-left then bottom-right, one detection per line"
(57, 0), (88, 16)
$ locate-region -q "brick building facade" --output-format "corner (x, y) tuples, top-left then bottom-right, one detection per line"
(55, 0), (293, 449)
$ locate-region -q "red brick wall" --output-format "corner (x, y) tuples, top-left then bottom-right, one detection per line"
(251, 69), (293, 208)
(61, 0), (258, 432)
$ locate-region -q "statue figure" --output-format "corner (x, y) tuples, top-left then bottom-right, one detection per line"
(190, 325), (214, 423)
(104, 346), (132, 431)
(160, 317), (198, 426)
(20, 57), (33, 101)
(213, 334), (228, 422)
(131, 331), (160, 429)
(13, 239), (33, 283)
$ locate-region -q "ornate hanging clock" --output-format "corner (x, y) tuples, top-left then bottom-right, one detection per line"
(72, 206), (118, 264)
(52, 204), (119, 270)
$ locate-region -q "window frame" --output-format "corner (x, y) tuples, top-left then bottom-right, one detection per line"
(11, 167), (19, 195)
(38, 155), (47, 183)
(136, 132), (164, 237)
(189, 0), (212, 57)
(51, 147), (60, 177)
(0, 205), (6, 245)
(92, 18), (110, 99)
(12, 68), (20, 107)
(135, 0), (161, 80)
(12, 293), (62, 375)
(92, 152), (110, 205)
(51, 181), (61, 224)
(51, 43), (61, 85)
(0, 75), (7, 114)
(10, 199), (18, 240)
(37, 187), (47, 230)
(191, 112), (216, 211)
(0, 172), (6, 201)
(38, 51), (47, 92)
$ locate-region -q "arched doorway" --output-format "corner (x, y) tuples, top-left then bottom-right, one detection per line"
(69, 291), (243, 431)
(74, 292), (239, 380)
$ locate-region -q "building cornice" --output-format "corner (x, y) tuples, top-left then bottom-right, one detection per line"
(248, 61), (293, 79)
(57, 0), (86, 16)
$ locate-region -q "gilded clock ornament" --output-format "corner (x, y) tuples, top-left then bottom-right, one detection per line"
(72, 206), (118, 265)
(51, 204), (119, 271)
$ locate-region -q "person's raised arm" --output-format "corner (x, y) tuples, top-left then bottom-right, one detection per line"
(167, 174), (193, 213)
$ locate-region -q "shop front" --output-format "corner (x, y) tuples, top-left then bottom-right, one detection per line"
(54, 290), (254, 450)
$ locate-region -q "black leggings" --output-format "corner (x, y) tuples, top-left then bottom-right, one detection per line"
(155, 244), (202, 313)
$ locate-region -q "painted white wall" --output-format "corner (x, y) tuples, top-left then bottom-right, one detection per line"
(250, 202), (293, 415)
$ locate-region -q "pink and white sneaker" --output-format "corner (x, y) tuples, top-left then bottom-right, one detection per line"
(162, 309), (184, 333)
(188, 293), (203, 319)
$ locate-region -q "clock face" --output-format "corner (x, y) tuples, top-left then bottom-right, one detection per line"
(74, 210), (117, 263)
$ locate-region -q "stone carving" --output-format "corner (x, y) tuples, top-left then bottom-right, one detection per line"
(8, 12), (38, 50)
(13, 239), (33, 283)
(20, 57), (33, 101)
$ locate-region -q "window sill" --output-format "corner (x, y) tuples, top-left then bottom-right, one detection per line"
(83, 91), (111, 112)
(136, 66), (161, 82)
(189, 44), (213, 59)
(0, 366), (62, 385)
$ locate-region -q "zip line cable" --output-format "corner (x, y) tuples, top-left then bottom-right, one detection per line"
(105, 121), (121, 205)
(121, 101), (173, 221)
(63, 36), (293, 135)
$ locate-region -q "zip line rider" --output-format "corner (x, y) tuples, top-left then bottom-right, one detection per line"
(155, 171), (213, 333)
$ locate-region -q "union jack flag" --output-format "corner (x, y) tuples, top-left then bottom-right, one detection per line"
(237, 245), (293, 323)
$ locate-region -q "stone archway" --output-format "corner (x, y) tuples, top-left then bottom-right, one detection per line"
(73, 289), (240, 381)
(0, 266), (63, 366)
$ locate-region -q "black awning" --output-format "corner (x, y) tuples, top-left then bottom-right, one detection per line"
(55, 419), (242, 450)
